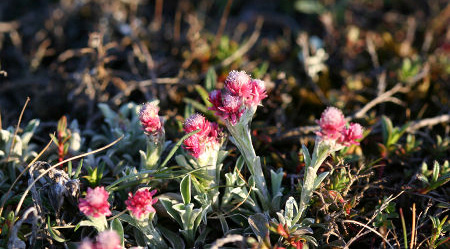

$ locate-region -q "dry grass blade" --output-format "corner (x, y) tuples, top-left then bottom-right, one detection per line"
(5, 97), (30, 164)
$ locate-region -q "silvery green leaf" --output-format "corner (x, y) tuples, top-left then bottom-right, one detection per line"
(302, 144), (311, 167)
(271, 168), (284, 197)
(175, 154), (190, 168)
(271, 192), (283, 211)
(160, 198), (182, 226)
(158, 225), (185, 249)
(248, 213), (268, 240)
(285, 196), (298, 221)
(313, 171), (330, 190)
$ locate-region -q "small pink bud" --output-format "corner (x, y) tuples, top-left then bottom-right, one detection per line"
(125, 189), (158, 219)
(316, 107), (346, 140)
(208, 90), (222, 110)
(247, 79), (267, 106)
(78, 187), (111, 218)
(225, 70), (252, 99)
(139, 103), (162, 135)
(340, 123), (363, 146)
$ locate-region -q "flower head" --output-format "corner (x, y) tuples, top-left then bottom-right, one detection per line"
(340, 123), (363, 146)
(125, 189), (158, 219)
(247, 79), (267, 106)
(139, 102), (162, 135)
(217, 92), (244, 125)
(95, 230), (122, 249)
(78, 186), (111, 218)
(184, 113), (211, 137)
(208, 70), (266, 126)
(225, 70), (252, 99)
(316, 107), (346, 140)
(182, 114), (221, 159)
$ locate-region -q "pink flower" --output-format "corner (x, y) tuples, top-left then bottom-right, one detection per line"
(183, 130), (206, 158)
(247, 79), (267, 106)
(316, 107), (346, 140)
(340, 123), (363, 146)
(182, 114), (221, 158)
(78, 187), (111, 218)
(184, 113), (211, 137)
(125, 189), (158, 219)
(139, 103), (162, 135)
(78, 239), (95, 249)
(217, 92), (244, 125)
(208, 90), (222, 110)
(225, 70), (252, 99)
(95, 230), (122, 249)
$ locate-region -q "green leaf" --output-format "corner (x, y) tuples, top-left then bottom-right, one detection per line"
(302, 144), (311, 168)
(194, 85), (212, 107)
(158, 225), (186, 249)
(432, 161), (440, 183)
(160, 130), (200, 168)
(111, 218), (124, 247)
(48, 217), (67, 243)
(205, 67), (217, 92)
(248, 213), (268, 240)
(313, 171), (330, 190)
(180, 174), (192, 205)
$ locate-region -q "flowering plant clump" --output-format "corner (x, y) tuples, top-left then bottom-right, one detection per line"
(78, 230), (122, 249)
(208, 70), (270, 208)
(125, 189), (158, 220)
(316, 106), (363, 147)
(293, 107), (364, 223)
(78, 186), (111, 218)
(138, 101), (166, 169)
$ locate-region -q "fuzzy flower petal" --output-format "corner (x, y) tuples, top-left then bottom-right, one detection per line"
(78, 187), (111, 218)
(125, 189), (158, 220)
(139, 102), (162, 134)
(184, 113), (211, 137)
(218, 92), (244, 125)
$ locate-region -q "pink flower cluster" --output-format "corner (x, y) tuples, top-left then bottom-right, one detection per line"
(209, 70), (267, 125)
(139, 102), (162, 135)
(125, 189), (158, 219)
(78, 230), (122, 249)
(182, 114), (221, 158)
(78, 186), (111, 218)
(317, 107), (363, 146)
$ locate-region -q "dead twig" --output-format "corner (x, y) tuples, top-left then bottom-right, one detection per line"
(217, 16), (264, 69)
(212, 0), (234, 50)
(210, 234), (245, 249)
(407, 114), (450, 132)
